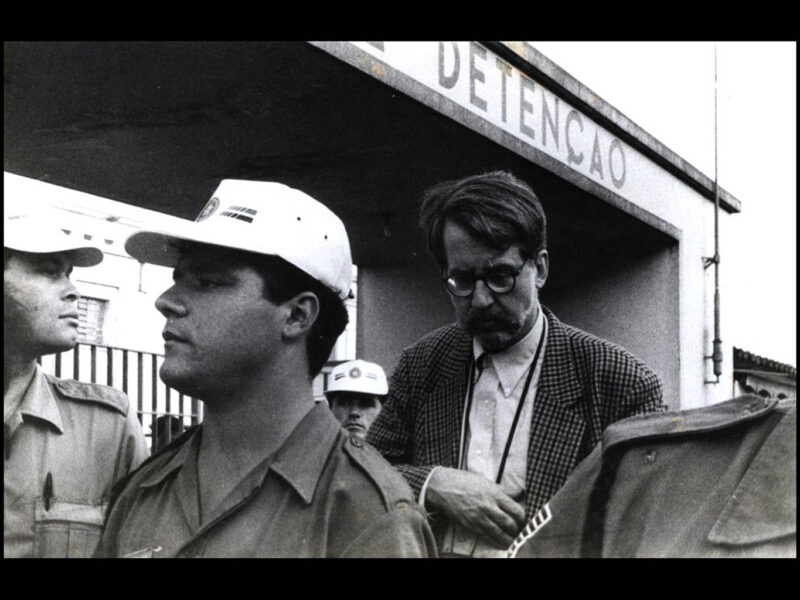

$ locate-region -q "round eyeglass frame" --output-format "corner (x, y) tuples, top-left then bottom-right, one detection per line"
(442, 261), (527, 297)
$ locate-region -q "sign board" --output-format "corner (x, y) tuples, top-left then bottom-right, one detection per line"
(311, 41), (731, 236)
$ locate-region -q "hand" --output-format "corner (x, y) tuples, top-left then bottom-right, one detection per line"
(425, 467), (526, 549)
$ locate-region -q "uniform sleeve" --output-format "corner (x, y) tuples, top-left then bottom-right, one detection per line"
(94, 402), (148, 558)
(93, 484), (134, 558)
(93, 513), (117, 558)
(115, 400), (150, 483)
(366, 350), (438, 501)
(340, 504), (438, 558)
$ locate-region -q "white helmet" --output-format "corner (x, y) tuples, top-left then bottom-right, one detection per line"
(325, 359), (388, 397)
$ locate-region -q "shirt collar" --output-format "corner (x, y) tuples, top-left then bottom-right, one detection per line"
(138, 426), (201, 489)
(8, 364), (64, 434)
(270, 402), (342, 504)
(136, 402), (342, 506)
(473, 303), (547, 397)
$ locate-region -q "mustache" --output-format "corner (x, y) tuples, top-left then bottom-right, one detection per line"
(465, 311), (505, 325)
(463, 313), (518, 337)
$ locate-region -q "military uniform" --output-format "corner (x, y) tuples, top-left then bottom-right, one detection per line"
(510, 395), (796, 558)
(95, 403), (437, 558)
(4, 366), (150, 558)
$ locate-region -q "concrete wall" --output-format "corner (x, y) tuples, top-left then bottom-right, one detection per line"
(357, 263), (453, 376)
(543, 245), (681, 409)
(662, 180), (734, 409)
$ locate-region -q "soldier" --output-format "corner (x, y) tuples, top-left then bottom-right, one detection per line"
(5, 211), (149, 558)
(508, 394), (796, 558)
(94, 179), (436, 558)
(324, 359), (388, 441)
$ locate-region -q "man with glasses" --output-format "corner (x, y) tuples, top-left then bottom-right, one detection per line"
(367, 171), (664, 557)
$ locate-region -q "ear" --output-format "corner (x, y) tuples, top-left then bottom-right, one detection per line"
(282, 291), (320, 341)
(533, 249), (549, 289)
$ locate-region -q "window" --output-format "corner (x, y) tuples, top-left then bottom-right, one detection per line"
(77, 297), (107, 344)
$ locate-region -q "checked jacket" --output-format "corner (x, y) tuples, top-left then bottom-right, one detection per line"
(366, 305), (665, 522)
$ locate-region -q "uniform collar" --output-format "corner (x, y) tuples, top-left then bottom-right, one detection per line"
(473, 303), (546, 397)
(7, 364), (64, 434)
(136, 402), (341, 506)
(270, 402), (342, 504)
(138, 426), (200, 489)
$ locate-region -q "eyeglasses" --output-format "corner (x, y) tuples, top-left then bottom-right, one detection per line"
(442, 261), (527, 297)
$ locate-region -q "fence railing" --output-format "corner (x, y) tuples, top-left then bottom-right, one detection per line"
(38, 343), (343, 452)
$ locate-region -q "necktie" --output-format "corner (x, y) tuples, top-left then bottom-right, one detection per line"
(474, 353), (486, 383)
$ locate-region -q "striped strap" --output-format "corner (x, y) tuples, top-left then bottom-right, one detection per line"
(505, 503), (552, 558)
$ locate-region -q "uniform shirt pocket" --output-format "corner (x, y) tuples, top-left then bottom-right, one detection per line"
(34, 498), (107, 558)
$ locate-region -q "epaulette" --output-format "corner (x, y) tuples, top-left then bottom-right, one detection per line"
(602, 395), (779, 452)
(342, 433), (418, 511)
(46, 374), (129, 417)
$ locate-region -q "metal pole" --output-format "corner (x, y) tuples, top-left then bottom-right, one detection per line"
(705, 43), (723, 383)
(712, 44), (723, 378)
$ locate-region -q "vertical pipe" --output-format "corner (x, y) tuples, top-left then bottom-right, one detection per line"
(712, 44), (723, 378)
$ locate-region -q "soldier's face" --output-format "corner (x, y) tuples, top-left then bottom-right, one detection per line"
(328, 392), (383, 440)
(154, 246), (287, 400)
(443, 221), (547, 353)
(4, 251), (82, 358)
